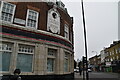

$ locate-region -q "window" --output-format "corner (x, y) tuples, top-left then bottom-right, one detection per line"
(113, 57), (115, 60)
(57, 1), (65, 9)
(107, 52), (109, 56)
(16, 45), (34, 72)
(111, 58), (113, 61)
(119, 48), (120, 53)
(64, 24), (69, 39)
(70, 32), (73, 42)
(0, 1), (16, 22)
(47, 48), (56, 72)
(0, 43), (12, 71)
(112, 51), (114, 55)
(48, 49), (56, 57)
(116, 49), (118, 54)
(117, 56), (119, 60)
(94, 59), (96, 61)
(26, 9), (39, 29)
(109, 52), (111, 56)
(47, 58), (54, 72)
(64, 52), (69, 72)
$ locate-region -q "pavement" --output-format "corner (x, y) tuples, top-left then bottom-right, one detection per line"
(74, 71), (120, 80)
(74, 72), (84, 80)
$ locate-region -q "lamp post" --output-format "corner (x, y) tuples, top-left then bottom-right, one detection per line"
(81, 0), (89, 80)
(92, 51), (98, 56)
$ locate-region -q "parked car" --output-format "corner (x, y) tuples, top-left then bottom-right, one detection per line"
(74, 67), (79, 73)
(88, 68), (92, 72)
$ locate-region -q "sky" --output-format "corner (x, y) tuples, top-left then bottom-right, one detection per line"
(61, 0), (119, 61)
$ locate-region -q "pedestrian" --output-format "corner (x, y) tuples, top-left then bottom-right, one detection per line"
(10, 69), (21, 80)
(79, 67), (82, 76)
(78, 61), (82, 76)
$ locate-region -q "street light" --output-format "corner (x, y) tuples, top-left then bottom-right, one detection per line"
(92, 51), (98, 56)
(81, 0), (89, 80)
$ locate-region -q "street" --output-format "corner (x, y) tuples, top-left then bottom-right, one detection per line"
(75, 72), (120, 80)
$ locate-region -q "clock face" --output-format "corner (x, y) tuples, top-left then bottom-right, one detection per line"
(47, 9), (60, 34)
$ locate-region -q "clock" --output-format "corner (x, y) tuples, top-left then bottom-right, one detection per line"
(47, 8), (60, 34)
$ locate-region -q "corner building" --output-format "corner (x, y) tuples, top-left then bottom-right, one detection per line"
(0, 1), (74, 79)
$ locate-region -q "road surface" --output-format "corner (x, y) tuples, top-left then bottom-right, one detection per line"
(75, 72), (120, 80)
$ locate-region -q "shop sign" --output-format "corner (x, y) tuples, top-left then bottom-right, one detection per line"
(106, 62), (111, 66)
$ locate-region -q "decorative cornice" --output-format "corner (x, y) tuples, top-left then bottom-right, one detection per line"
(0, 21), (72, 44)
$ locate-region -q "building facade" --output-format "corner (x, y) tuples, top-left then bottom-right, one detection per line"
(0, 1), (74, 79)
(89, 55), (98, 71)
(100, 49), (106, 63)
(100, 49), (107, 72)
(89, 40), (120, 73)
(104, 41), (120, 72)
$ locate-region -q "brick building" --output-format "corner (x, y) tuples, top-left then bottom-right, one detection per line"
(89, 40), (120, 73)
(104, 40), (120, 72)
(0, 0), (74, 79)
(89, 55), (98, 71)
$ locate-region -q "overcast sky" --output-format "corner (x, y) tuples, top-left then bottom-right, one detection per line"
(61, 0), (119, 61)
